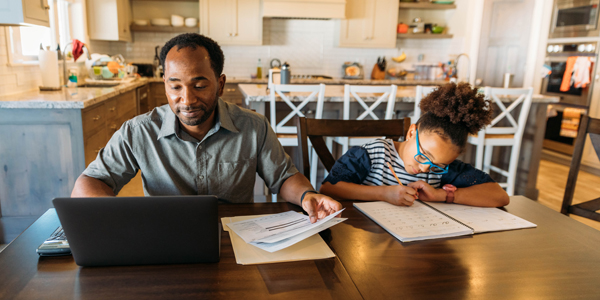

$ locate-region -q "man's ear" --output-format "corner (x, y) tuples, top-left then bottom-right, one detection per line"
(218, 74), (226, 97)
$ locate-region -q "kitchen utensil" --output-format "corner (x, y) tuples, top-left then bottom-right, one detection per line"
(371, 57), (386, 80)
(424, 23), (432, 33)
(153, 46), (161, 77)
(342, 62), (363, 79)
(133, 19), (148, 26)
(280, 62), (291, 84)
(397, 22), (408, 34)
(101, 66), (113, 79)
(171, 15), (184, 27)
(185, 17), (198, 27)
(151, 18), (170, 26)
(133, 63), (155, 77)
(432, 0), (455, 4)
(412, 18), (424, 33)
(432, 25), (445, 34)
(270, 58), (281, 69)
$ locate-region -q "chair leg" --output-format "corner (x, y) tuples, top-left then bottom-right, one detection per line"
(310, 148), (318, 189)
(342, 137), (349, 155)
(475, 142), (484, 170)
(483, 145), (493, 174)
(506, 145), (520, 196)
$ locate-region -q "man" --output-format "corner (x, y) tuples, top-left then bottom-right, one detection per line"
(72, 33), (341, 223)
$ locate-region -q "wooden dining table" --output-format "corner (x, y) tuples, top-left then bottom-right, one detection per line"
(1, 196), (599, 299)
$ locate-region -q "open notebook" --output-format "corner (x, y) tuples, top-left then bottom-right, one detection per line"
(354, 201), (536, 242)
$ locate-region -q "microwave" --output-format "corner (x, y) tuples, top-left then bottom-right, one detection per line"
(549, 0), (600, 38)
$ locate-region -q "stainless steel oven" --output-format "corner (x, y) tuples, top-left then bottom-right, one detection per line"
(542, 41), (598, 155)
(550, 0), (600, 38)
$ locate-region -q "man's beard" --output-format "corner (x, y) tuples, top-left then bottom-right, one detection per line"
(176, 90), (219, 126)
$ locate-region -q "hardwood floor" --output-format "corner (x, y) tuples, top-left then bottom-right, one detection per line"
(536, 159), (600, 231)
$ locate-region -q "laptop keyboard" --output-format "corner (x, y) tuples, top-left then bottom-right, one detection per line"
(48, 226), (67, 241)
(36, 226), (71, 256)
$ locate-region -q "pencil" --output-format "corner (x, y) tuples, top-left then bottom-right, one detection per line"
(386, 162), (403, 186)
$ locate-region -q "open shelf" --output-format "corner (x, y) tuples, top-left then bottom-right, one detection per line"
(397, 33), (453, 39)
(130, 24), (199, 33)
(398, 2), (456, 9)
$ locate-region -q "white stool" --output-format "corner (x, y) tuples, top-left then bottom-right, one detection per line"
(410, 85), (437, 124)
(269, 83), (326, 202)
(467, 87), (533, 196)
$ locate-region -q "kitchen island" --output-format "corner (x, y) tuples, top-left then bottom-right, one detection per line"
(238, 83), (559, 200)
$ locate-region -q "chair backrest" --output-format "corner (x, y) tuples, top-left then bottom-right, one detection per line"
(483, 87), (534, 137)
(561, 115), (600, 217)
(295, 116), (411, 177)
(269, 83), (326, 134)
(412, 85), (437, 124)
(343, 84), (398, 120)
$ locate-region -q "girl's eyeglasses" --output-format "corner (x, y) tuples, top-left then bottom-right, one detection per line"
(414, 129), (449, 174)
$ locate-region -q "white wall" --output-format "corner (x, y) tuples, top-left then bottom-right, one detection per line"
(0, 27), (43, 97)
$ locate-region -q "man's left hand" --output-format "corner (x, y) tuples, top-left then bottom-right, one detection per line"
(301, 193), (343, 223)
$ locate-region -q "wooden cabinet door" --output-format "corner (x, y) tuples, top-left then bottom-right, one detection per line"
(87, 0), (131, 41)
(200, 0), (262, 46)
(337, 0), (397, 48)
(22, 0), (50, 26)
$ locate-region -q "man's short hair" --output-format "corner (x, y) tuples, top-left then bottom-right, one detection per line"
(159, 33), (225, 78)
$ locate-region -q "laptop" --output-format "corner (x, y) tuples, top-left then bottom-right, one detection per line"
(52, 196), (220, 267)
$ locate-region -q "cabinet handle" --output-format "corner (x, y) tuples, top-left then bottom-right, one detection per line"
(142, 93), (147, 99)
(226, 88), (236, 92)
(94, 147), (102, 153)
(228, 33), (233, 37)
(92, 115), (101, 121)
(109, 124), (118, 130)
(234, 33), (238, 36)
(109, 106), (116, 112)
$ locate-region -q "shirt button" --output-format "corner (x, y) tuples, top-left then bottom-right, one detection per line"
(199, 175), (204, 180)
(198, 145), (202, 150)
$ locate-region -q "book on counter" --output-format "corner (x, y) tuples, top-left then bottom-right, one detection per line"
(353, 201), (536, 242)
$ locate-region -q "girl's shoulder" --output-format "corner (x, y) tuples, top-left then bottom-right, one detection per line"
(361, 138), (396, 154)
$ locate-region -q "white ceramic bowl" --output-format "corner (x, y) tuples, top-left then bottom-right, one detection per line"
(184, 17), (198, 28)
(171, 15), (184, 27)
(133, 19), (148, 26)
(151, 18), (170, 26)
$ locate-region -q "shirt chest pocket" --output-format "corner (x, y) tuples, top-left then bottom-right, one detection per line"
(216, 159), (256, 201)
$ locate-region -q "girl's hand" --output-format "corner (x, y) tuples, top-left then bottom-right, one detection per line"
(408, 180), (446, 202)
(380, 185), (418, 206)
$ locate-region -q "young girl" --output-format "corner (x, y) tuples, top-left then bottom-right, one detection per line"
(319, 82), (510, 207)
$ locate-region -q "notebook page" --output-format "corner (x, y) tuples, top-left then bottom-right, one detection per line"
(426, 202), (537, 233)
(353, 201), (473, 242)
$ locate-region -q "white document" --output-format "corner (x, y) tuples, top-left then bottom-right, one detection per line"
(354, 201), (473, 242)
(227, 209), (344, 245)
(426, 202), (537, 233)
(250, 218), (346, 252)
(222, 214), (337, 265)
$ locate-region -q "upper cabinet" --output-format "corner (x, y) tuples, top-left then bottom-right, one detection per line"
(199, 0), (262, 46)
(263, 0), (346, 19)
(336, 0), (398, 48)
(87, 0), (131, 42)
(0, 0), (50, 27)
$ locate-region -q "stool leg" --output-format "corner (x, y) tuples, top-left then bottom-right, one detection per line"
(310, 148), (318, 188)
(506, 144), (520, 196)
(342, 137), (349, 155)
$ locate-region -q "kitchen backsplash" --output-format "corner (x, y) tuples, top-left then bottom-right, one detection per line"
(0, 27), (43, 97)
(89, 18), (464, 79)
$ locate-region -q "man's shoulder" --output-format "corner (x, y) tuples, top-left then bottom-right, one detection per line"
(123, 104), (170, 132)
(221, 101), (269, 129)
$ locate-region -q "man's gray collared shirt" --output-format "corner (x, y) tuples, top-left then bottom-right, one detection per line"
(83, 98), (298, 203)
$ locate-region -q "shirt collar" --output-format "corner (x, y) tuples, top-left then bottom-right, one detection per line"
(158, 98), (239, 140)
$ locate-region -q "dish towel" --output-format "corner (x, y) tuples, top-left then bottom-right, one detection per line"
(72, 39), (85, 62)
(571, 57), (591, 89)
(560, 56), (578, 92)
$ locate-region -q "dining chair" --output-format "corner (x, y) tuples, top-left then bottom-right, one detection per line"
(331, 84), (398, 155)
(410, 85), (437, 124)
(269, 84), (326, 201)
(296, 116), (411, 179)
(467, 87), (533, 196)
(561, 115), (600, 222)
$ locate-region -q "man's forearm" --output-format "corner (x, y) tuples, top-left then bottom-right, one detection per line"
(71, 174), (116, 197)
(279, 172), (315, 206)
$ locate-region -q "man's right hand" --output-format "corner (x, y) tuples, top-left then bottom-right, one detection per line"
(380, 185), (418, 206)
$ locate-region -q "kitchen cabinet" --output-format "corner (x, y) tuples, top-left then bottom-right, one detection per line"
(199, 0), (262, 46)
(336, 0), (398, 48)
(0, 0), (50, 27)
(87, 0), (131, 42)
(149, 82), (168, 110)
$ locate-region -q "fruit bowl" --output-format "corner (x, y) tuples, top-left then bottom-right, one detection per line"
(432, 26), (445, 34)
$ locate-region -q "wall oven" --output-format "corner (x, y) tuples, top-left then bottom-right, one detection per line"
(550, 0), (600, 39)
(542, 42), (598, 155)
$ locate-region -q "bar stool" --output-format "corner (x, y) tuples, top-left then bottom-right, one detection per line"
(467, 87), (533, 196)
(410, 85), (437, 124)
(269, 83), (326, 201)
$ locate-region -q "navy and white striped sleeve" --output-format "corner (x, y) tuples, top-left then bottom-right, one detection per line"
(440, 160), (495, 188)
(322, 146), (371, 185)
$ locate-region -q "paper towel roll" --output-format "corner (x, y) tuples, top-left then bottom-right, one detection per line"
(38, 50), (61, 88)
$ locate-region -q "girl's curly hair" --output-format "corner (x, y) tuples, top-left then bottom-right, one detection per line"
(416, 82), (493, 152)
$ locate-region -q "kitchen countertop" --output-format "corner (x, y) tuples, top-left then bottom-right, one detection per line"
(147, 77), (447, 85)
(0, 79), (149, 109)
(238, 84), (560, 104)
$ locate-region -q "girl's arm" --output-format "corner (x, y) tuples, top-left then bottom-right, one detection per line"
(320, 181), (418, 206)
(407, 181), (509, 207)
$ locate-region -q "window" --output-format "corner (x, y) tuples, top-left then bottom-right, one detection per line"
(5, 0), (74, 65)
